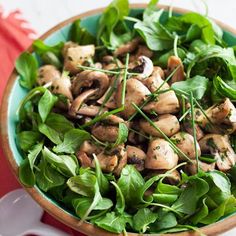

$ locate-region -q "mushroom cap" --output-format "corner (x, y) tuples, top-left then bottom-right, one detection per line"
(114, 37), (140, 56)
(51, 73), (73, 101)
(143, 90), (180, 114)
(196, 98), (236, 134)
(145, 138), (178, 170)
(185, 160), (215, 175)
(37, 65), (61, 86)
(72, 70), (109, 99)
(167, 56), (185, 84)
(199, 134), (236, 172)
(91, 124), (119, 143)
(183, 121), (204, 141)
(171, 132), (201, 160)
(140, 114), (180, 137)
(92, 145), (127, 175)
(64, 45), (95, 74)
(142, 67), (167, 92)
(127, 145), (146, 171)
(80, 140), (104, 156)
(76, 151), (92, 168)
(116, 78), (151, 119)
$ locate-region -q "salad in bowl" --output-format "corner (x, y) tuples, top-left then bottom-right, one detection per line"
(8, 0), (236, 234)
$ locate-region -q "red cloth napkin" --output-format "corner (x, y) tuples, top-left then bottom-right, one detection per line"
(0, 7), (85, 236)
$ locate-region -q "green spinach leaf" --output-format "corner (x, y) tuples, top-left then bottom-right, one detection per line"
(171, 75), (209, 99)
(15, 52), (38, 89)
(38, 90), (58, 123)
(53, 129), (90, 154)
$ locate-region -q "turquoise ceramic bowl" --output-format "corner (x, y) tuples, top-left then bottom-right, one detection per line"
(2, 4), (236, 236)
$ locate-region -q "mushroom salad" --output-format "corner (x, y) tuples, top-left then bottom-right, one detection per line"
(15, 0), (236, 234)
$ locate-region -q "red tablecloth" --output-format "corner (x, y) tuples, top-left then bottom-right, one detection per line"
(0, 7), (85, 236)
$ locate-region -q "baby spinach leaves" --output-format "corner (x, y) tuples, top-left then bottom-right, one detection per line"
(53, 129), (90, 154)
(38, 90), (58, 123)
(171, 75), (209, 99)
(15, 52), (38, 89)
(117, 165), (145, 206)
(70, 19), (95, 45)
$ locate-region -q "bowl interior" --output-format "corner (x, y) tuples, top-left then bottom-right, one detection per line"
(7, 6), (236, 226)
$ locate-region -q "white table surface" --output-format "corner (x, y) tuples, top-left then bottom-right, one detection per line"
(1, 0), (236, 235)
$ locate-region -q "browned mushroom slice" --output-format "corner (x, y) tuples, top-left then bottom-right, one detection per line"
(140, 114), (180, 137)
(136, 45), (154, 59)
(72, 70), (109, 99)
(196, 98), (236, 134)
(75, 104), (101, 117)
(64, 45), (95, 74)
(37, 65), (61, 86)
(97, 75), (122, 109)
(199, 134), (236, 172)
(92, 145), (127, 175)
(51, 73), (73, 101)
(171, 132), (201, 160)
(143, 91), (179, 114)
(102, 115), (125, 125)
(129, 56), (154, 79)
(114, 37), (140, 56)
(91, 124), (119, 143)
(69, 89), (97, 117)
(183, 120), (204, 141)
(76, 151), (92, 168)
(102, 56), (123, 70)
(126, 145), (146, 171)
(185, 160), (215, 175)
(80, 140), (103, 156)
(113, 145), (128, 176)
(142, 67), (179, 114)
(116, 78), (151, 119)
(95, 152), (118, 172)
(167, 56), (185, 84)
(145, 138), (178, 170)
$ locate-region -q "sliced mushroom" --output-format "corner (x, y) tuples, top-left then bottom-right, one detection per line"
(62, 41), (78, 58)
(136, 45), (153, 59)
(140, 114), (180, 137)
(102, 115), (125, 125)
(102, 56), (123, 70)
(196, 98), (236, 134)
(116, 78), (151, 119)
(141, 67), (179, 114)
(183, 120), (204, 141)
(92, 145), (127, 175)
(145, 138), (178, 170)
(199, 134), (236, 172)
(51, 72), (73, 101)
(37, 65), (61, 86)
(91, 124), (119, 142)
(166, 56), (185, 84)
(142, 67), (167, 92)
(76, 151), (92, 168)
(97, 75), (122, 109)
(185, 160), (215, 175)
(80, 140), (103, 156)
(127, 145), (146, 171)
(143, 91), (179, 114)
(75, 104), (105, 117)
(72, 70), (109, 99)
(129, 56), (154, 79)
(114, 37), (140, 56)
(69, 89), (97, 117)
(171, 132), (201, 160)
(64, 45), (95, 74)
